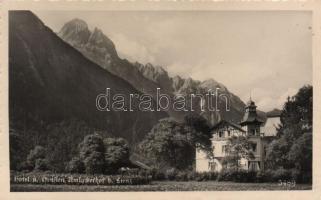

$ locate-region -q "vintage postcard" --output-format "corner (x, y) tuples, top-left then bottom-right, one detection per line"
(0, 0), (320, 199)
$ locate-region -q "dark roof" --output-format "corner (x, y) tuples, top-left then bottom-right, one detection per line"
(240, 112), (264, 125)
(240, 100), (264, 125)
(129, 153), (152, 170)
(266, 109), (282, 118)
(246, 100), (256, 107)
(211, 120), (245, 132)
(129, 159), (152, 170)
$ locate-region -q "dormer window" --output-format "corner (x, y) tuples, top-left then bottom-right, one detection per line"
(251, 143), (257, 152)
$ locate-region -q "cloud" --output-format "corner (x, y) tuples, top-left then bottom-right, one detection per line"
(110, 33), (156, 64)
(34, 11), (311, 113)
(240, 87), (299, 112)
(276, 88), (298, 108)
(256, 97), (276, 112)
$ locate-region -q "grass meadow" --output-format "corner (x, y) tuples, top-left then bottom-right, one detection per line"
(11, 181), (312, 192)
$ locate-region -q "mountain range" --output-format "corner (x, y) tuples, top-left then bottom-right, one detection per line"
(9, 11), (267, 150)
(58, 18), (251, 125)
(9, 11), (272, 172)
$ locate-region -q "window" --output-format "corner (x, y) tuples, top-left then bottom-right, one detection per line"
(256, 128), (260, 136)
(249, 161), (260, 171)
(227, 130), (231, 137)
(251, 143), (257, 152)
(219, 131), (223, 138)
(222, 145), (227, 153)
(208, 162), (217, 172)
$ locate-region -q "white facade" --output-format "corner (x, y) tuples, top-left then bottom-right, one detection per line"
(195, 101), (280, 173)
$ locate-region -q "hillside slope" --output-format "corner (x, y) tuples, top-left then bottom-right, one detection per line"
(9, 11), (168, 145)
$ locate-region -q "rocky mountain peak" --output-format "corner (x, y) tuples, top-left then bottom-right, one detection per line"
(172, 75), (184, 92)
(200, 78), (227, 91)
(58, 18), (91, 46)
(136, 63), (168, 82)
(68, 18), (88, 31)
(59, 19), (118, 61)
(176, 77), (200, 94)
(88, 27), (115, 49)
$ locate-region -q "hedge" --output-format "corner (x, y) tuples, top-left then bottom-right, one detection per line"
(138, 167), (311, 183)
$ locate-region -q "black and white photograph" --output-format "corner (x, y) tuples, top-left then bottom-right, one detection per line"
(6, 6), (315, 193)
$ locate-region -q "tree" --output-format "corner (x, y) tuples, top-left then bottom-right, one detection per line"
(278, 85), (312, 138)
(34, 158), (50, 171)
(183, 114), (213, 158)
(265, 85), (312, 182)
(68, 135), (132, 174)
(9, 129), (24, 170)
(25, 145), (49, 171)
(45, 119), (93, 173)
(138, 115), (213, 170)
(66, 157), (85, 173)
(103, 137), (130, 174)
(264, 137), (292, 170)
(288, 132), (312, 180)
(79, 134), (105, 174)
(222, 136), (255, 170)
(139, 119), (183, 170)
(139, 118), (192, 170)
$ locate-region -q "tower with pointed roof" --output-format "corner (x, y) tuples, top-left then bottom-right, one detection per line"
(240, 100), (264, 136)
(196, 97), (280, 173)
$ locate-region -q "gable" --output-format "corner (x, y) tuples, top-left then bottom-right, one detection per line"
(261, 117), (280, 136)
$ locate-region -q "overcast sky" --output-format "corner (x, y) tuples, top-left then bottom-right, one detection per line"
(34, 11), (312, 112)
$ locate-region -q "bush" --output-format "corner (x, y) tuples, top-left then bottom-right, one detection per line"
(217, 168), (236, 181)
(120, 167), (312, 183)
(216, 168), (259, 183)
(208, 172), (219, 181)
(195, 172), (208, 181)
(25, 146), (48, 171)
(137, 169), (148, 177)
(233, 170), (256, 182)
(191, 172), (219, 181)
(266, 168), (312, 184)
(186, 171), (197, 181)
(66, 157), (85, 173)
(18, 161), (34, 172)
(165, 168), (178, 180)
(153, 171), (166, 180)
(270, 168), (292, 182)
(27, 146), (46, 163)
(255, 171), (267, 183)
(34, 159), (50, 171)
(146, 168), (165, 180)
(175, 171), (189, 181)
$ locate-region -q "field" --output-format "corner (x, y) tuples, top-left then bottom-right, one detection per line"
(11, 181), (312, 192)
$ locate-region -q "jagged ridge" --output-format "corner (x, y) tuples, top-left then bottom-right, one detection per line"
(59, 18), (257, 124)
